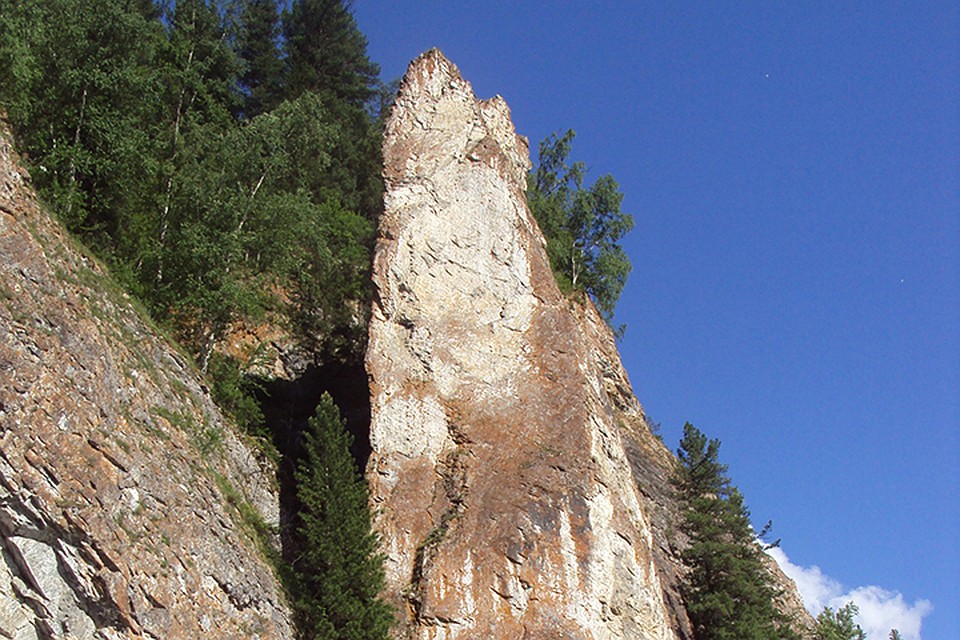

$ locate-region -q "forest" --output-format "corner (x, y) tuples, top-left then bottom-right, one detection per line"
(2, 1), (389, 635)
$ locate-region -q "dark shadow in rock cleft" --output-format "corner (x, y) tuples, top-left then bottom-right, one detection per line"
(256, 358), (371, 564)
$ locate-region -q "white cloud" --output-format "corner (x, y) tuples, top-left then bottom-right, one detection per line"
(766, 547), (841, 613)
(767, 547), (933, 640)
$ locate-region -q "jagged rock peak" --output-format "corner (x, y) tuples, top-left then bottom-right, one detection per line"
(383, 49), (530, 200)
(367, 50), (679, 639)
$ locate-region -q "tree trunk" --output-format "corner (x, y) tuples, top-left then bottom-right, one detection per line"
(64, 85), (88, 224)
(156, 45), (195, 286)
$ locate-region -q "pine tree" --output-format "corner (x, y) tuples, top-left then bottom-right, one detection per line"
(674, 423), (798, 639)
(237, 0), (284, 117)
(282, 0), (379, 106)
(280, 0), (384, 219)
(814, 602), (866, 640)
(293, 393), (393, 639)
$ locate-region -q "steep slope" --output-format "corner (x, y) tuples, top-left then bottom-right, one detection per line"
(0, 116), (294, 638)
(576, 298), (695, 640)
(367, 49), (679, 640)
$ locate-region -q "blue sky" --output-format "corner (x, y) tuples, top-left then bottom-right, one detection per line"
(352, 2), (959, 637)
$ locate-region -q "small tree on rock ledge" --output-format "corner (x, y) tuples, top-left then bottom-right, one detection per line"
(527, 129), (634, 325)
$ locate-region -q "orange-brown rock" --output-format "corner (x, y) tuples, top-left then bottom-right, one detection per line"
(367, 49), (680, 640)
(0, 116), (293, 638)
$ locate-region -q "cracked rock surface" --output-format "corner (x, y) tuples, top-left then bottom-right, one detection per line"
(0, 115), (293, 639)
(367, 49), (681, 640)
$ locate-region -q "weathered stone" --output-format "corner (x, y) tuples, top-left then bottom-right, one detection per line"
(0, 114), (294, 638)
(367, 49), (678, 640)
(368, 48), (815, 640)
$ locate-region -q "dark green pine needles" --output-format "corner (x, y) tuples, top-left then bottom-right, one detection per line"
(814, 603), (867, 640)
(293, 393), (393, 639)
(673, 423), (799, 640)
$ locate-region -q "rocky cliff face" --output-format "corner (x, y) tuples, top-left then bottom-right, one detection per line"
(367, 49), (682, 640)
(0, 117), (293, 638)
(0, 49), (812, 639)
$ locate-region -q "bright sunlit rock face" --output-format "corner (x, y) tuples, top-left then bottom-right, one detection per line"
(366, 49), (678, 640)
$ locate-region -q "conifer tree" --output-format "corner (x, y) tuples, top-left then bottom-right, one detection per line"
(674, 423), (798, 639)
(814, 603), (866, 640)
(237, 0), (284, 117)
(282, 0), (379, 106)
(292, 393), (393, 639)
(281, 0), (383, 218)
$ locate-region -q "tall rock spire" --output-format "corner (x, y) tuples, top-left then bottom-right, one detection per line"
(367, 48), (678, 640)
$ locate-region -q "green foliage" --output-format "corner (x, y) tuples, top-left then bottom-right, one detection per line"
(207, 352), (267, 440)
(814, 602), (866, 640)
(673, 423), (798, 640)
(152, 92), (372, 365)
(215, 472), (282, 568)
(238, 0), (284, 118)
(0, 1), (43, 129)
(527, 129), (634, 323)
(2, 1), (378, 368)
(3, 4), (387, 636)
(293, 394), (394, 639)
(280, 0), (384, 219)
(282, 0), (380, 107)
(0, 0), (167, 236)
(149, 0), (243, 289)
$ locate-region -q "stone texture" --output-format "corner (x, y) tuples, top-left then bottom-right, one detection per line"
(765, 553), (817, 638)
(0, 115), (294, 638)
(367, 49), (679, 640)
(577, 296), (696, 640)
